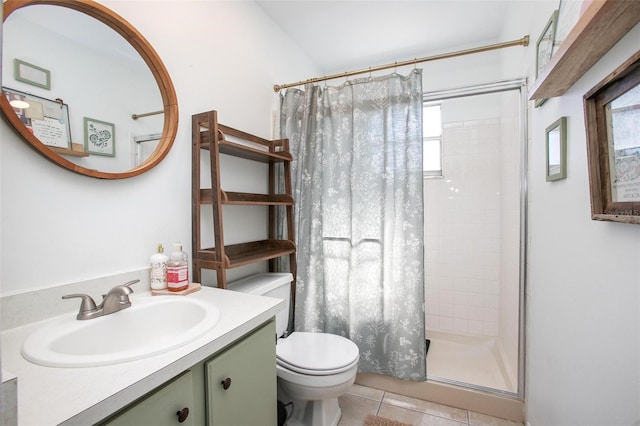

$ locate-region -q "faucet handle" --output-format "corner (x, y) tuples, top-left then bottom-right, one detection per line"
(62, 294), (98, 313)
(123, 279), (140, 292)
(102, 279), (141, 299)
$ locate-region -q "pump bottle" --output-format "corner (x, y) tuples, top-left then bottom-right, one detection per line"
(167, 242), (189, 292)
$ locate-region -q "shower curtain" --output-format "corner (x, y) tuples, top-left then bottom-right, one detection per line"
(280, 70), (425, 380)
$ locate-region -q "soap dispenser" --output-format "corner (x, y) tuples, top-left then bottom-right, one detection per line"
(150, 244), (169, 290)
(167, 242), (189, 292)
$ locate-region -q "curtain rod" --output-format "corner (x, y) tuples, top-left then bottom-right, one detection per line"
(273, 35), (529, 93)
(131, 110), (163, 120)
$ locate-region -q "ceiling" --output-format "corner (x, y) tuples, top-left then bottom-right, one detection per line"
(255, 0), (512, 76)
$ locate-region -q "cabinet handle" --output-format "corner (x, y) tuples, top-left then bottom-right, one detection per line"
(176, 407), (189, 423)
(221, 377), (232, 390)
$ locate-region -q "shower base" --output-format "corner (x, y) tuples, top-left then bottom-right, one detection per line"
(425, 330), (516, 393)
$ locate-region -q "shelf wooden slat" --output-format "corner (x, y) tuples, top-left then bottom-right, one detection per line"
(199, 135), (292, 162)
(196, 240), (296, 268)
(50, 146), (89, 157)
(197, 121), (291, 163)
(529, 0), (640, 101)
(219, 140), (292, 163)
(222, 191), (294, 205)
(198, 190), (294, 205)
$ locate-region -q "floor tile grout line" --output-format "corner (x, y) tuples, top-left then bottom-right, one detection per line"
(376, 391), (385, 415)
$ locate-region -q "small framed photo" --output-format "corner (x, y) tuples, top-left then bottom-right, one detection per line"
(14, 59), (51, 90)
(535, 10), (558, 107)
(84, 117), (115, 157)
(545, 116), (567, 181)
(553, 0), (583, 56)
(3, 87), (71, 149)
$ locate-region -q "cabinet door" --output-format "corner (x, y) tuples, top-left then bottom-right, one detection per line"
(103, 370), (195, 426)
(206, 320), (277, 426)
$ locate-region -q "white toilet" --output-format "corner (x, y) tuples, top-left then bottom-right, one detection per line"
(228, 273), (359, 426)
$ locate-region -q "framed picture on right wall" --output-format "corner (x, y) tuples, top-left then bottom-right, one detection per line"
(584, 50), (640, 224)
(535, 9), (558, 107)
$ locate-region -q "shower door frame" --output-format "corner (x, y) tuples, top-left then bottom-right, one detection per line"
(422, 78), (528, 399)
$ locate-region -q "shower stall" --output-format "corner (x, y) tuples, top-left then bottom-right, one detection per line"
(423, 79), (527, 396)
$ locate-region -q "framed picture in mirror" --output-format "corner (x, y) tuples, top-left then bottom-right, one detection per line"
(84, 117), (115, 157)
(2, 87), (71, 149)
(546, 116), (567, 181)
(584, 51), (640, 224)
(14, 59), (50, 90)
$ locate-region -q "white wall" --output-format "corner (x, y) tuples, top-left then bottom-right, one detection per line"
(499, 3), (640, 424)
(0, 1), (318, 295)
(527, 25), (640, 425)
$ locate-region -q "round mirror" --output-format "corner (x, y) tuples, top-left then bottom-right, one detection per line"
(1, 0), (178, 179)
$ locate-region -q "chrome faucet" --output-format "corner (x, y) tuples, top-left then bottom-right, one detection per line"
(62, 279), (139, 320)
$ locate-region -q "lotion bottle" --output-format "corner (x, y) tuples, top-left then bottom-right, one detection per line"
(167, 242), (189, 292)
(150, 244), (169, 290)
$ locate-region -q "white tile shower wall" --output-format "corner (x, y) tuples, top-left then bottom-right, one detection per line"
(425, 118), (502, 337)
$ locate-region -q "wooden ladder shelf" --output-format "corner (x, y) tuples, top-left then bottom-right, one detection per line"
(191, 110), (297, 289)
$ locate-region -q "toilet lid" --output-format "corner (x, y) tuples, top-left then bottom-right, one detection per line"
(276, 332), (359, 375)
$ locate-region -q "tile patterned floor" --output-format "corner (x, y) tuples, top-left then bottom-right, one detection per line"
(337, 384), (523, 426)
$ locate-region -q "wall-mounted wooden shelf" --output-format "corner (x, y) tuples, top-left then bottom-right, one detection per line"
(50, 146), (89, 157)
(529, 0), (640, 101)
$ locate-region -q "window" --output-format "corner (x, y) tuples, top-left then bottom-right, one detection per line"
(423, 103), (442, 177)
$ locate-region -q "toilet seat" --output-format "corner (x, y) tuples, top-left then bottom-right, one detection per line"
(276, 332), (359, 376)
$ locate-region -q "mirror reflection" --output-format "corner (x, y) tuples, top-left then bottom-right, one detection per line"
(2, 4), (164, 173)
(547, 127), (561, 176)
(545, 116), (566, 182)
(607, 83), (640, 203)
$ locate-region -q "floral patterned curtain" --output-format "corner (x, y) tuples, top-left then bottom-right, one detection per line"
(280, 70), (425, 380)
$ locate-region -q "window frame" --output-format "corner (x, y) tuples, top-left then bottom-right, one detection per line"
(422, 102), (443, 179)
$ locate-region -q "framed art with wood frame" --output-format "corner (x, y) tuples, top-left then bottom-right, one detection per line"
(584, 50), (640, 224)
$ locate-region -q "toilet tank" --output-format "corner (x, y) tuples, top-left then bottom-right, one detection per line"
(227, 273), (292, 337)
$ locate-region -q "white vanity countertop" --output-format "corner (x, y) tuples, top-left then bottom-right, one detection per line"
(1, 286), (284, 426)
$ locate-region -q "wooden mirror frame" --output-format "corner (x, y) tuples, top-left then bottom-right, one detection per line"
(584, 50), (640, 224)
(1, 0), (178, 179)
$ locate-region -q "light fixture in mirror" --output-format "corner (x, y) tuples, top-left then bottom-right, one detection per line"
(584, 51), (640, 223)
(1, 0), (178, 179)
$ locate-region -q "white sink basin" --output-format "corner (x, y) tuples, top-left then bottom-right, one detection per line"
(21, 295), (221, 368)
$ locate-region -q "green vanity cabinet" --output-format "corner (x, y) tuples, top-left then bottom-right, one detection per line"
(102, 369), (200, 426)
(206, 319), (277, 425)
(101, 319), (276, 426)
